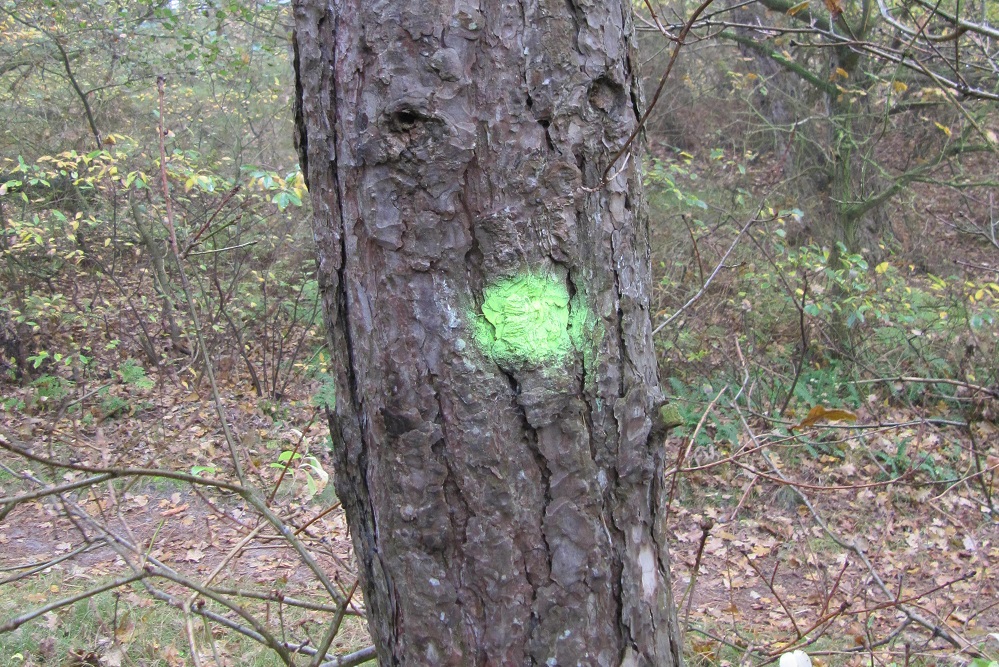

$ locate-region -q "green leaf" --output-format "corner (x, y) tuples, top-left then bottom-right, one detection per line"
(277, 450), (301, 464)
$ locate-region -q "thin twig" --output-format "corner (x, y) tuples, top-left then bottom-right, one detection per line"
(664, 385), (728, 522)
(268, 412), (319, 506)
(0, 540), (106, 583)
(652, 212), (761, 336)
(848, 376), (998, 398)
(599, 0), (719, 184)
(310, 579), (359, 667)
(187, 523), (267, 608)
(743, 554), (802, 637)
(0, 573), (146, 633)
(156, 75), (246, 484)
(680, 519), (713, 640)
(183, 602), (204, 667)
(319, 646), (379, 667)
(0, 472), (114, 519)
(204, 587), (357, 615)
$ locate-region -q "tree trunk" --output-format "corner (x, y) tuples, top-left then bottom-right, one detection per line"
(293, 1), (682, 665)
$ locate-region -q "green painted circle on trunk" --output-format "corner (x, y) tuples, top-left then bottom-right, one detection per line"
(474, 272), (574, 364)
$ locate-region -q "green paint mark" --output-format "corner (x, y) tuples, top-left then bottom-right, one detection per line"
(473, 272), (576, 365)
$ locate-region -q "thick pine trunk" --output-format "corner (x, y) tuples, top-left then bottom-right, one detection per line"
(293, 1), (682, 664)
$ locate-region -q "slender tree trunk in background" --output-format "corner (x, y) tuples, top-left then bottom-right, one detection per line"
(130, 194), (184, 357)
(732, 0), (888, 259)
(294, 1), (682, 664)
(731, 2), (800, 160)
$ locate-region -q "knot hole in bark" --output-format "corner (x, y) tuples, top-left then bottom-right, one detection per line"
(382, 104), (447, 153)
(386, 105), (439, 133)
(391, 109), (420, 131)
(588, 76), (627, 117)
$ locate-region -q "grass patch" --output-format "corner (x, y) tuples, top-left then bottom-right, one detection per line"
(0, 572), (372, 666)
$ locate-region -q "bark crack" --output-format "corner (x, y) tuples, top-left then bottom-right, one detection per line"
(564, 0), (582, 55)
(324, 6), (400, 660)
(496, 365), (554, 664)
(428, 378), (473, 544)
(427, 376), (476, 656)
(608, 230), (628, 399)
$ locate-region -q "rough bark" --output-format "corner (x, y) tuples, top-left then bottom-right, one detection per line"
(293, 1), (682, 665)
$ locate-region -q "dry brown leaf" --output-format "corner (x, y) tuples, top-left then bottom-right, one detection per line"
(160, 645), (185, 667)
(160, 503), (188, 517)
(115, 611), (135, 643)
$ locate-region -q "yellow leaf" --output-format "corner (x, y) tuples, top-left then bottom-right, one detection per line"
(793, 405), (858, 430)
(892, 81), (908, 94)
(835, 67), (849, 79)
(822, 409), (859, 423)
(786, 1), (810, 15)
(875, 261), (890, 274)
(934, 122), (952, 137)
(795, 405), (827, 429)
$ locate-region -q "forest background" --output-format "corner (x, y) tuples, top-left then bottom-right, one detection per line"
(0, 0), (997, 665)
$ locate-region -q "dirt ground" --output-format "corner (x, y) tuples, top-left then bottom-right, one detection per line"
(3, 392), (997, 666)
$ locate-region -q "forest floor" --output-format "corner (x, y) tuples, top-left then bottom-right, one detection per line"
(2, 355), (997, 666)
(664, 414), (999, 666)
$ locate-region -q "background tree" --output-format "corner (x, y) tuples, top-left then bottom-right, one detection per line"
(641, 0), (997, 260)
(293, 0), (683, 663)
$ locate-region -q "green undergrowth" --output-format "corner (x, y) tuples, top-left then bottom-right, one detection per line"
(655, 218), (998, 421)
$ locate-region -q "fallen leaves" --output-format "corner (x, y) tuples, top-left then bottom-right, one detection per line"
(665, 395), (998, 661)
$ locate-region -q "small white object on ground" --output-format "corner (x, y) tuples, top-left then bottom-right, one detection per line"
(779, 650), (812, 667)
